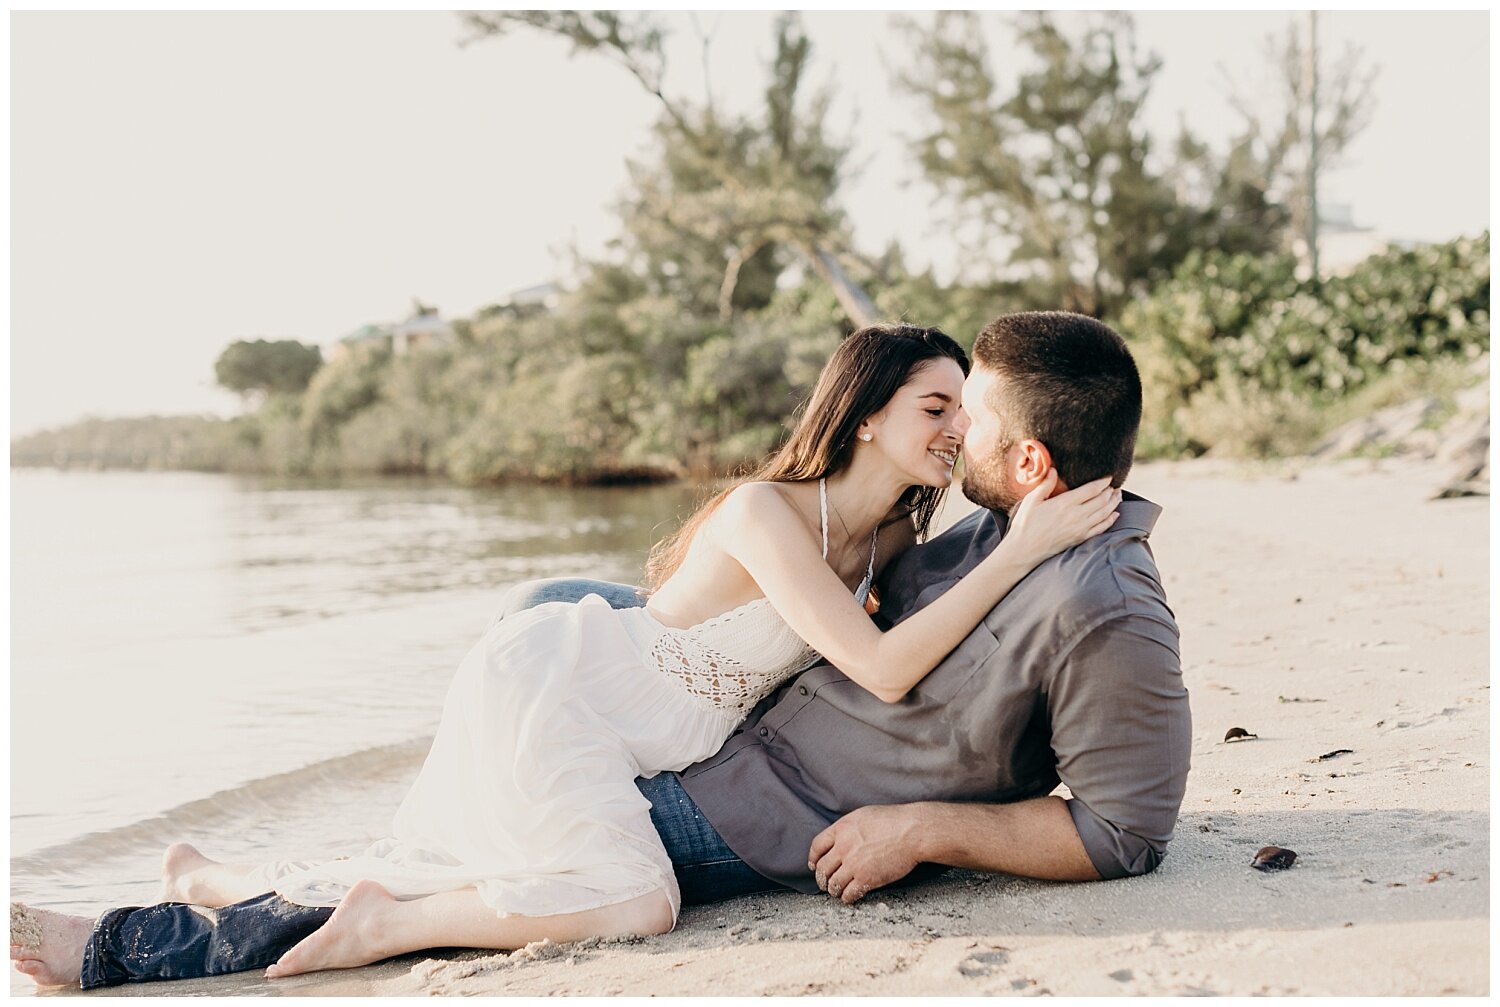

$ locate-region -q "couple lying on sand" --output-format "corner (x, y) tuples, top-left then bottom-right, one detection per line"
(13, 311), (1191, 990)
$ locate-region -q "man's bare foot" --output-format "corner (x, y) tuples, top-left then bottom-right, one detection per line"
(9, 903), (92, 988)
(264, 880), (398, 979)
(159, 842), (226, 907)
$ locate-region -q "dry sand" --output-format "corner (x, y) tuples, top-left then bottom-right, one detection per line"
(32, 456), (1491, 997)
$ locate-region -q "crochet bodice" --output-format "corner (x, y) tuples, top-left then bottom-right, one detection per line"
(647, 479), (877, 722)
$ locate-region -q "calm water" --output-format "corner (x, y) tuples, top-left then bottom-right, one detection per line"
(10, 469), (702, 924)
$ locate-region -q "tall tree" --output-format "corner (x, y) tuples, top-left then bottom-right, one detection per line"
(1222, 15), (1379, 268)
(899, 12), (1289, 318)
(461, 11), (877, 327)
(899, 12), (1195, 317)
(214, 339), (322, 402)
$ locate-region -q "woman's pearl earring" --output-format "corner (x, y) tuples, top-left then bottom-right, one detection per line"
(859, 433), (873, 442)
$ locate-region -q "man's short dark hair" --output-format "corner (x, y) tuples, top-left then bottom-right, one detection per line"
(972, 311), (1142, 488)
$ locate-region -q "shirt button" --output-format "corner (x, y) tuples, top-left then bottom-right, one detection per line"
(797, 686), (809, 696)
(758, 726), (769, 737)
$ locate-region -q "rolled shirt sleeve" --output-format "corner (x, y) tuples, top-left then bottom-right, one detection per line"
(1048, 614), (1191, 879)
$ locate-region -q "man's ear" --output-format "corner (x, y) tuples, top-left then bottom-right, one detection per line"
(1013, 439), (1058, 493)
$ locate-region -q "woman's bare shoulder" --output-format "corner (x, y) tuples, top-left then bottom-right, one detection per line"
(714, 481), (813, 535)
(725, 479), (814, 509)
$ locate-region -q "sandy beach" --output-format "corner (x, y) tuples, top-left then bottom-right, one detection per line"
(28, 455), (1489, 997)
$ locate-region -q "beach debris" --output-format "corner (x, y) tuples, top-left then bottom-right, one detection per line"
(1315, 396), (1442, 459)
(1278, 695), (1325, 703)
(10, 903), (42, 951)
(1231, 788), (1242, 795)
(1424, 871), (1454, 884)
(1251, 846), (1298, 872)
(1311, 749), (1354, 762)
(1434, 411), (1488, 499)
(1223, 727), (1258, 742)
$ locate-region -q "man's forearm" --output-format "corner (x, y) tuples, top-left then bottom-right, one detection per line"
(808, 795), (1102, 903)
(912, 796), (1101, 882)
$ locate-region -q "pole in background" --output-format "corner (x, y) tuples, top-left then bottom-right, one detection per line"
(1306, 10), (1320, 282)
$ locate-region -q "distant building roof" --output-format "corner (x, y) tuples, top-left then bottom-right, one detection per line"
(507, 283), (560, 306)
(340, 323), (392, 343)
(392, 313), (453, 337)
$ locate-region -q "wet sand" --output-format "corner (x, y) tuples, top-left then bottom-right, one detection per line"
(10, 905), (43, 953)
(25, 456), (1490, 996)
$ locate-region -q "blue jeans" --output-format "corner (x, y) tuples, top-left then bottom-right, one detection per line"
(80, 579), (781, 989)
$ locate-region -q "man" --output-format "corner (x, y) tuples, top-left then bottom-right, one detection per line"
(16, 311), (1190, 989)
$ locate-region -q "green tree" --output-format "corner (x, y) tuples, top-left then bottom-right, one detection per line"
(213, 339), (323, 400)
(899, 12), (1277, 318)
(1164, 129), (1291, 261)
(298, 342), (389, 448)
(462, 11), (876, 328)
(449, 12), (879, 478)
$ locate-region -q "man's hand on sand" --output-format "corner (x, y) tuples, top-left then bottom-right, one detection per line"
(808, 805), (921, 905)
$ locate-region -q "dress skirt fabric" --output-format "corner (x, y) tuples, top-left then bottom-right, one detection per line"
(263, 596), (741, 922)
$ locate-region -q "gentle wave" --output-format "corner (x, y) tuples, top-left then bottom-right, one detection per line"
(12, 737), (432, 877)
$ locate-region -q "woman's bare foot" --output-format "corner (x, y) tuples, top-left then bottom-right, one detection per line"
(159, 842), (220, 905)
(264, 880), (397, 979)
(158, 843), (271, 908)
(9, 903), (92, 988)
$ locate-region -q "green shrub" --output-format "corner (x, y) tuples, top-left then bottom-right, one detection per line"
(1118, 232), (1489, 457)
(299, 343), (391, 445)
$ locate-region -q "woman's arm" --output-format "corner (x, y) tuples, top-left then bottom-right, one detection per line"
(715, 474), (1118, 703)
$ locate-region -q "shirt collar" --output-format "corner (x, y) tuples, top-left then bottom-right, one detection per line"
(987, 490), (1161, 538)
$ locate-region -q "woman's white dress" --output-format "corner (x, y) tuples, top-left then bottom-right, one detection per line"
(261, 480), (875, 923)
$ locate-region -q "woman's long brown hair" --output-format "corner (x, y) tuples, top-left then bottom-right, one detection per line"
(643, 323), (970, 592)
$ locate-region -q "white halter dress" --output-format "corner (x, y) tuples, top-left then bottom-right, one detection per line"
(264, 479), (876, 923)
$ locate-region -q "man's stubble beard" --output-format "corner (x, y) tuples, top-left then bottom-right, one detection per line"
(960, 440), (1022, 514)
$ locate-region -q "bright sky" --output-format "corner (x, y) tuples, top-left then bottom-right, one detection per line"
(8, 10), (1491, 436)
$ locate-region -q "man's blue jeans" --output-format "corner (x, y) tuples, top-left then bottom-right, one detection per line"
(79, 579), (782, 989)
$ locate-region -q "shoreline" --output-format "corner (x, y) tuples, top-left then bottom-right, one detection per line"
(16, 455), (1489, 996)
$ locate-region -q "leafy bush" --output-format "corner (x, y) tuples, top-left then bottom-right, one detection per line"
(299, 343), (391, 446)
(20, 233), (1488, 480)
(1119, 232), (1489, 457)
(12, 415), (224, 470)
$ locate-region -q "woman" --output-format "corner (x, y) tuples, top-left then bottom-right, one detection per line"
(152, 324), (1119, 978)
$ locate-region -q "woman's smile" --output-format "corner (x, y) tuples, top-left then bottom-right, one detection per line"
(928, 446), (958, 468)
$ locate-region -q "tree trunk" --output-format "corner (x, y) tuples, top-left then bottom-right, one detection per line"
(719, 239), (769, 321)
(796, 243), (879, 329)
